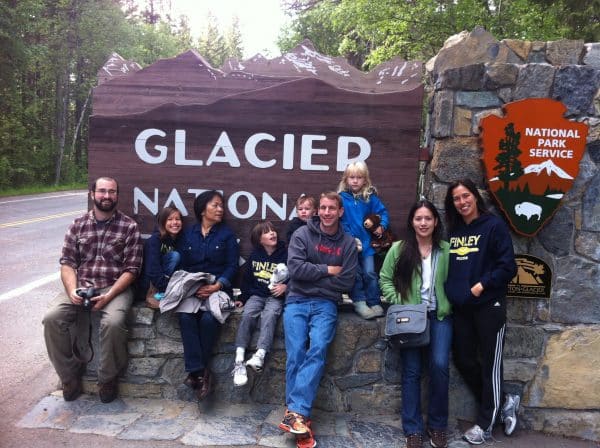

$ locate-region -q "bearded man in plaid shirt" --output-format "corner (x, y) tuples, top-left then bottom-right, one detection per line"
(43, 176), (142, 403)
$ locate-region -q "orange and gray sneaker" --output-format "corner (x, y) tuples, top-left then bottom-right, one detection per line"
(279, 410), (310, 435)
(296, 419), (316, 448)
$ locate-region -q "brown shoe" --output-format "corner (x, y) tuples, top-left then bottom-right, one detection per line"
(98, 378), (118, 403)
(183, 373), (201, 389)
(406, 433), (424, 448)
(428, 429), (448, 448)
(196, 369), (212, 400)
(62, 377), (82, 401)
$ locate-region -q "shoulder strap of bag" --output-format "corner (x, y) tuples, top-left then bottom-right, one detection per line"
(425, 248), (439, 308)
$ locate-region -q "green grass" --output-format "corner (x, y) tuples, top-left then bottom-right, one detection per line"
(0, 182), (87, 198)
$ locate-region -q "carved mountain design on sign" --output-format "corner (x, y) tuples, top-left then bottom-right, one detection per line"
(96, 52), (141, 85)
(94, 40), (422, 116)
(221, 40), (422, 93)
(480, 98), (588, 236)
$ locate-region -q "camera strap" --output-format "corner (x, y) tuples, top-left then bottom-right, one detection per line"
(72, 309), (94, 364)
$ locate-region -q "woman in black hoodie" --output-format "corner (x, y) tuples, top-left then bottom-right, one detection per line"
(444, 179), (519, 445)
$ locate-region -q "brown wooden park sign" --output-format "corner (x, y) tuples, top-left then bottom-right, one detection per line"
(89, 43), (424, 257)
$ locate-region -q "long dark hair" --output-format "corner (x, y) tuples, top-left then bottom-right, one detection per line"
(444, 178), (488, 232)
(393, 200), (442, 300)
(157, 206), (182, 240)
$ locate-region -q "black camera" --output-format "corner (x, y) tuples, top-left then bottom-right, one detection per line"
(76, 287), (98, 310)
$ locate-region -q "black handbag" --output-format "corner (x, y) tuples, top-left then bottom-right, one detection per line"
(384, 303), (430, 348)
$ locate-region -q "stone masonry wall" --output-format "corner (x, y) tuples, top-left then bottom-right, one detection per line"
(80, 27), (600, 443)
(83, 303), (480, 431)
(424, 27), (600, 441)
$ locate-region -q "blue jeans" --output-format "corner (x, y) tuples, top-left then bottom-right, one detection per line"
(284, 299), (338, 417)
(162, 251), (181, 275)
(351, 255), (381, 306)
(140, 250), (181, 295)
(400, 313), (452, 435)
(178, 310), (220, 373)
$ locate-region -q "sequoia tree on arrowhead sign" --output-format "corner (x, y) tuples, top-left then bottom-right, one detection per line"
(480, 98), (588, 237)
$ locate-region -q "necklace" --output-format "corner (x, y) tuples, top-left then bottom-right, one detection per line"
(419, 244), (432, 259)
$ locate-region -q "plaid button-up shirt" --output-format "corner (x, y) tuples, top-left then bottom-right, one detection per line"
(60, 210), (142, 289)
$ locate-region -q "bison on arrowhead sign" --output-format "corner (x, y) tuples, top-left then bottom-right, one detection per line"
(480, 98), (588, 236)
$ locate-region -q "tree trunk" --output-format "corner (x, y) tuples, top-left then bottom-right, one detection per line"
(72, 88), (91, 167)
(54, 69), (69, 185)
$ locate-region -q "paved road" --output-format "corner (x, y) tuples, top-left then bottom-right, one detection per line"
(0, 190), (86, 447)
(0, 191), (87, 297)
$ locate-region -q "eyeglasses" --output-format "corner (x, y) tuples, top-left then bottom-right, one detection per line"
(95, 189), (118, 195)
(208, 202), (224, 209)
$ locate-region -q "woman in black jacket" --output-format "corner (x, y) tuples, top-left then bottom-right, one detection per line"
(444, 179), (519, 445)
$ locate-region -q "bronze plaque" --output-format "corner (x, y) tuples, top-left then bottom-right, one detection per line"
(507, 254), (552, 299)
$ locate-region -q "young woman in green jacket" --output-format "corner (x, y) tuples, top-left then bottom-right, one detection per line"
(379, 200), (452, 448)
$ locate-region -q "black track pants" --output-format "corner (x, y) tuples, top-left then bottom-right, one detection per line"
(452, 299), (506, 431)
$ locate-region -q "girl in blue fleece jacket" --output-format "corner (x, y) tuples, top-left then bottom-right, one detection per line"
(337, 161), (389, 320)
(444, 179), (519, 445)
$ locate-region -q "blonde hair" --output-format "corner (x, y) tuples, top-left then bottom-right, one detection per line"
(337, 160), (376, 200)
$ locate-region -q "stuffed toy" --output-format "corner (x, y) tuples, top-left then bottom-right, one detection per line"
(268, 263), (289, 290)
(363, 214), (394, 252)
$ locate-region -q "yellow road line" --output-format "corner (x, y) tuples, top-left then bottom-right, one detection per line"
(0, 210), (84, 228)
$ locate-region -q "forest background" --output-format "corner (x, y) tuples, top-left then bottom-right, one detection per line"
(0, 0), (597, 193)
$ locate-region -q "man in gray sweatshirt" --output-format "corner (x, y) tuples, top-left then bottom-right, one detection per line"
(278, 191), (358, 448)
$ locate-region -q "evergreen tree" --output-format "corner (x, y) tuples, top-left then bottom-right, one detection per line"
(174, 14), (193, 50)
(225, 16), (244, 60)
(494, 123), (524, 191)
(197, 12), (227, 67)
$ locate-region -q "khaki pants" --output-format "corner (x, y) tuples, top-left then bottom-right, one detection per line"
(42, 286), (133, 383)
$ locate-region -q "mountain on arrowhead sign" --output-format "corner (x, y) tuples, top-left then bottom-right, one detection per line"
(480, 98), (588, 236)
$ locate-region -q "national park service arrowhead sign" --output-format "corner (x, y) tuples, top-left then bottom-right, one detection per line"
(480, 98), (588, 236)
